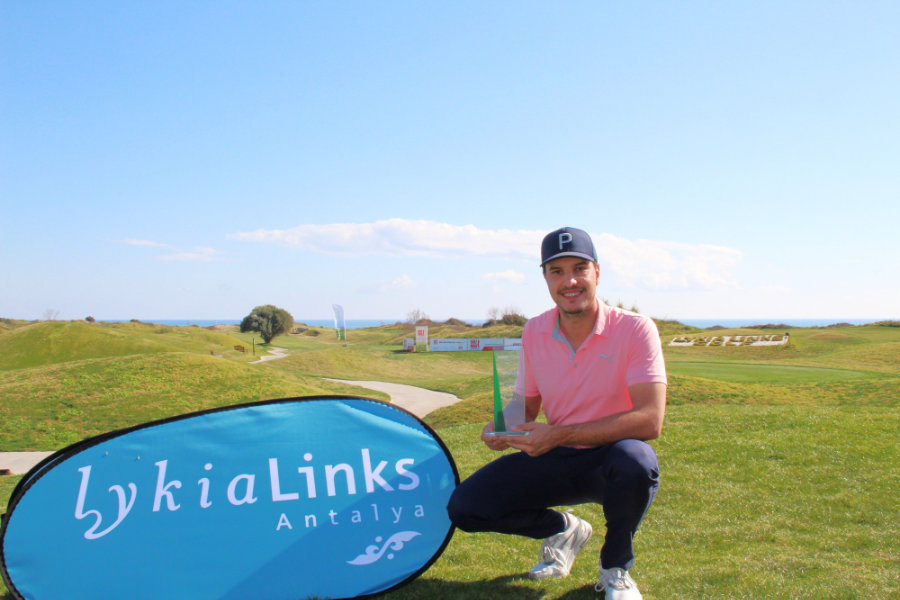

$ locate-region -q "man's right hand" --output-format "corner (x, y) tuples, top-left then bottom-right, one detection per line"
(481, 422), (510, 451)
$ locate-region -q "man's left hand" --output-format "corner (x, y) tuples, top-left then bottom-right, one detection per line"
(501, 422), (560, 457)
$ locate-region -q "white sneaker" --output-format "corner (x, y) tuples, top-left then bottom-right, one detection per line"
(595, 567), (643, 599)
(528, 513), (593, 579)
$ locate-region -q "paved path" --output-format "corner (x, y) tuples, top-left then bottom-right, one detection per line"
(0, 452), (54, 476)
(325, 379), (461, 418)
(250, 346), (289, 364)
(0, 381), (460, 477)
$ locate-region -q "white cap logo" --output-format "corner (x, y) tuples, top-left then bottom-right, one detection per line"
(558, 232), (573, 249)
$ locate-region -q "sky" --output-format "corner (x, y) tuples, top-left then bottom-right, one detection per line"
(2, 2), (898, 323)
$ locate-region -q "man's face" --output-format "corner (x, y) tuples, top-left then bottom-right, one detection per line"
(542, 257), (600, 317)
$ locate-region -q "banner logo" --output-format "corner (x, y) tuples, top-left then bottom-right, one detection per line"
(1, 397), (458, 600)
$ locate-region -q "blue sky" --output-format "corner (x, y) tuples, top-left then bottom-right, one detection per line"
(2, 2), (898, 323)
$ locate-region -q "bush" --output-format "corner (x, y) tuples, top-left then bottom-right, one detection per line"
(443, 318), (470, 326)
(874, 320), (900, 327)
(483, 307), (527, 327)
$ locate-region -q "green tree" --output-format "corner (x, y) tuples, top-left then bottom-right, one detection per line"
(240, 305), (294, 344)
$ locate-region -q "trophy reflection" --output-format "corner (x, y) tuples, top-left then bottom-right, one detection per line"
(486, 350), (529, 437)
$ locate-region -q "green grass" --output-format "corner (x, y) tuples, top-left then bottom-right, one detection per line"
(382, 405), (900, 600)
(2, 320), (899, 599)
(667, 360), (884, 383)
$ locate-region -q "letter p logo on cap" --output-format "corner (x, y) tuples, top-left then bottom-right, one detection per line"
(540, 226), (598, 267)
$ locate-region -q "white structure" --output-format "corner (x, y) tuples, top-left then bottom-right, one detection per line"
(668, 334), (789, 347)
(403, 338), (523, 352)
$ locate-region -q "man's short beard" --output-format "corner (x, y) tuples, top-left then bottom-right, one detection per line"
(559, 305), (587, 317)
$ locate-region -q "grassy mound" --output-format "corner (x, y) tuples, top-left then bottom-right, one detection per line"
(0, 322), (356, 451)
(0, 321), (253, 370)
(0, 352), (340, 450)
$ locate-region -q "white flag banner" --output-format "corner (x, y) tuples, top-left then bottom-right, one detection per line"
(332, 304), (346, 341)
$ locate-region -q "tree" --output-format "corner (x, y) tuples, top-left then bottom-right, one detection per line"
(240, 305), (294, 344)
(406, 309), (429, 324)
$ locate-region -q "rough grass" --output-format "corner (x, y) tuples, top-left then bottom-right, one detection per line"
(0, 321), (255, 370)
(0, 353), (344, 450)
(0, 322), (385, 451)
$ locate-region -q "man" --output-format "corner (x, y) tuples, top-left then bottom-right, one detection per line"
(447, 226), (667, 599)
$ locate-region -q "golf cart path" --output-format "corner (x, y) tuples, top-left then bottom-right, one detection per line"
(249, 346), (288, 363)
(0, 381), (460, 476)
(325, 379), (461, 418)
(0, 452), (55, 477)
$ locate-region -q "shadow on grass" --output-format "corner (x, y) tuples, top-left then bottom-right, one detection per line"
(380, 574), (600, 599)
(556, 582), (604, 599)
(0, 580), (603, 600)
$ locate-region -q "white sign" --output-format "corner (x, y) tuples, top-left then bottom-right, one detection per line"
(429, 339), (468, 352)
(426, 338), (523, 352)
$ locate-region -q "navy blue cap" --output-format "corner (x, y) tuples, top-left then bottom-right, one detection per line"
(540, 227), (598, 266)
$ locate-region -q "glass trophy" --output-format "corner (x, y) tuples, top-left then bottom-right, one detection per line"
(484, 350), (530, 437)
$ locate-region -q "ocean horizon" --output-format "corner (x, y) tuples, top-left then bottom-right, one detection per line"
(113, 317), (893, 330)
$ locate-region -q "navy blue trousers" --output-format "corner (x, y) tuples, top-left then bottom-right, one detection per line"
(446, 439), (659, 570)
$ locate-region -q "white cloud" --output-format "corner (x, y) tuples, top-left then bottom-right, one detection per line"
(381, 275), (416, 292)
(595, 234), (742, 290)
(357, 274), (418, 294)
(123, 238), (174, 249)
(159, 247), (221, 262)
(229, 219), (542, 259)
(230, 219), (741, 290)
(482, 269), (526, 283)
(124, 239), (223, 263)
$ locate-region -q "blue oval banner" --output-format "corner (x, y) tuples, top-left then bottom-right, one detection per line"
(1, 396), (458, 600)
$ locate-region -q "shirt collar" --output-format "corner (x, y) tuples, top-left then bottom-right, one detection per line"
(593, 300), (611, 337)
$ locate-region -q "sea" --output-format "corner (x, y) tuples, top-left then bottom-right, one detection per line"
(123, 317), (890, 329)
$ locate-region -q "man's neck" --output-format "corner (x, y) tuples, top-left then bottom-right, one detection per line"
(557, 299), (599, 350)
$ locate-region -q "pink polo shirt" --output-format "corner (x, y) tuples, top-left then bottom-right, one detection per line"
(517, 302), (667, 427)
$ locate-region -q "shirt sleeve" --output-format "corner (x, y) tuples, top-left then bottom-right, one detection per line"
(625, 316), (668, 387)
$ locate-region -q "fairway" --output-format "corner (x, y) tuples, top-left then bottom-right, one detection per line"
(666, 360), (885, 384)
